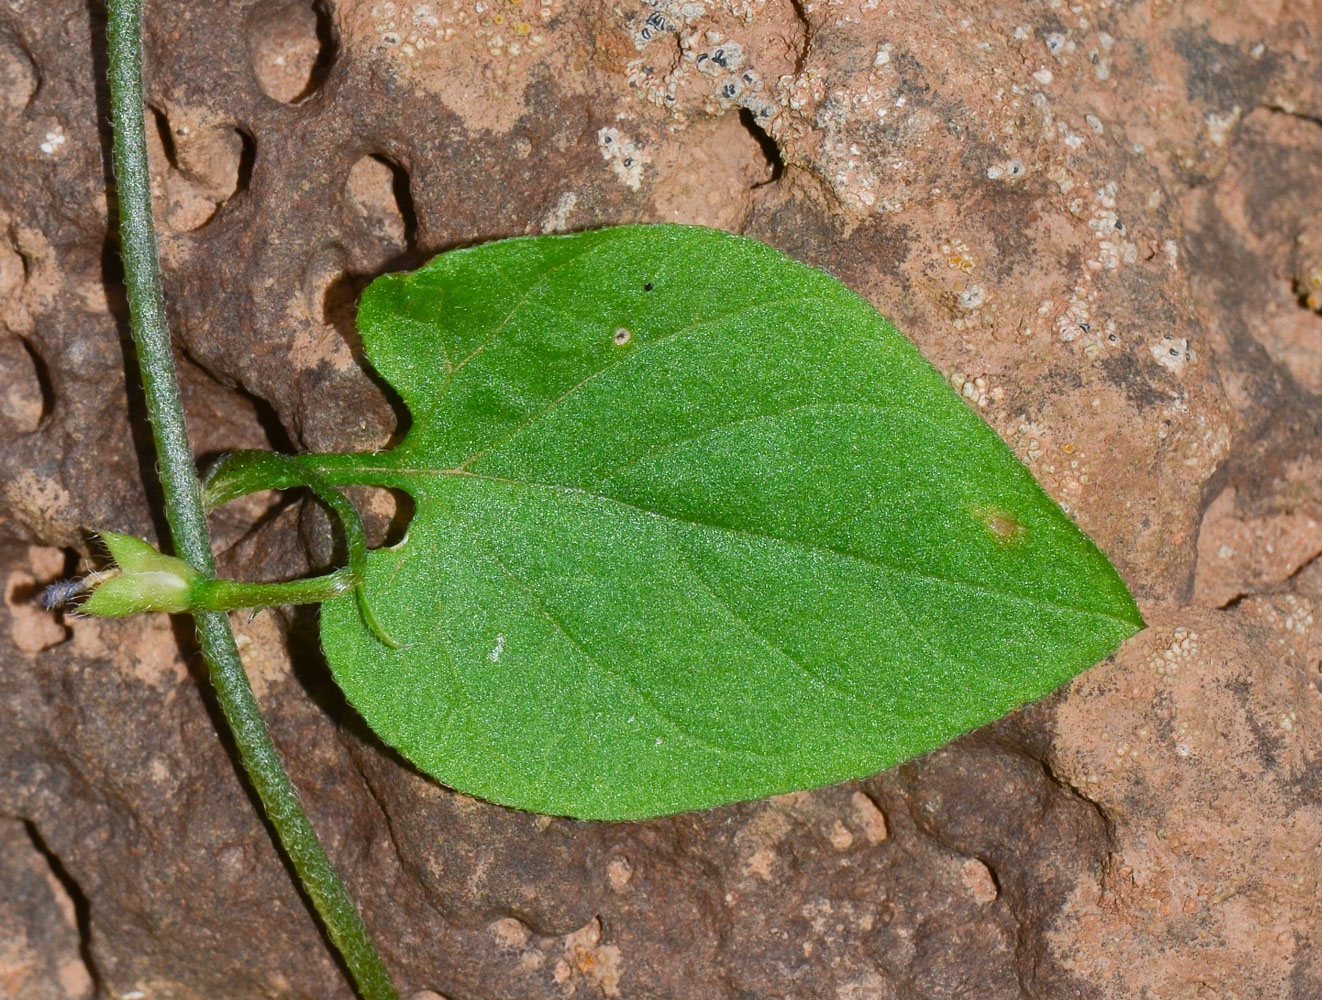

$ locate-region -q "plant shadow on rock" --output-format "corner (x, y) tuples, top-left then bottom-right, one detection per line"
(321, 152), (425, 450)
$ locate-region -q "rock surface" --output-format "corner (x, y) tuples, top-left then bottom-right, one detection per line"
(2, 0), (1320, 997)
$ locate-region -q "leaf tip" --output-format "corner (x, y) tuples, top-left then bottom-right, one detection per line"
(1120, 597), (1146, 633)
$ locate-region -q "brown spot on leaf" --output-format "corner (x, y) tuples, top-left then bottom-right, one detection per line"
(975, 506), (1028, 546)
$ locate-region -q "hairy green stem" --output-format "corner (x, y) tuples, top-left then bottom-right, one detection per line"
(106, 3), (399, 996)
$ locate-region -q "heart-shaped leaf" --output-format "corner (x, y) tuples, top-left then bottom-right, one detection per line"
(314, 224), (1141, 820)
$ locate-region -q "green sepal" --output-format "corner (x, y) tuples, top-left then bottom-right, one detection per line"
(82, 531), (204, 617)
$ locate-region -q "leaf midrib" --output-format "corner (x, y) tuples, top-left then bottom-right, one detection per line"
(313, 439), (1134, 630)
(359, 463), (1133, 629)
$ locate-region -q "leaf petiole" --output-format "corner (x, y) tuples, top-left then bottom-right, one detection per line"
(194, 569), (359, 611)
(204, 450), (400, 647)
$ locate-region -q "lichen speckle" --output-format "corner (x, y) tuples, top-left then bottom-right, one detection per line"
(540, 190), (579, 234)
(986, 158), (1025, 181)
(38, 127), (66, 155)
(597, 126), (647, 190)
(1150, 333), (1192, 374)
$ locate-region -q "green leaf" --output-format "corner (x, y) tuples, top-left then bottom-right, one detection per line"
(315, 224), (1142, 820)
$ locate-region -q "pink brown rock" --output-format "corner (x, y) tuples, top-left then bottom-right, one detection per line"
(1050, 604), (1322, 997)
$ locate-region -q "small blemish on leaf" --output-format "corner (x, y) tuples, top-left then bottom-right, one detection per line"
(976, 507), (1028, 545)
(643, 282), (653, 292)
(613, 327), (632, 345)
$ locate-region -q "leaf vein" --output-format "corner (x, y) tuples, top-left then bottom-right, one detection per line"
(670, 539), (877, 712)
(458, 295), (836, 471)
(446, 510), (779, 762)
(590, 402), (941, 487)
(451, 240), (615, 374)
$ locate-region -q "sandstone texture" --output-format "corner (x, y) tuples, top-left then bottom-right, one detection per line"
(2, 1), (1320, 997)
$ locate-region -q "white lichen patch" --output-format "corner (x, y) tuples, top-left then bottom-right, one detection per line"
(366, 1), (550, 58)
(626, 1), (785, 125)
(632, 6), (678, 47)
(38, 126), (66, 155)
(1081, 318), (1121, 360)
(1276, 594), (1316, 638)
(957, 284), (986, 310)
(1204, 106), (1242, 146)
(947, 372), (1005, 409)
(819, 131), (882, 212)
(539, 190), (578, 233)
(782, 67), (824, 112)
(1090, 31), (1115, 81)
(986, 157), (1026, 180)
(1047, 164), (1075, 193)
(1147, 626), (1199, 680)
(1150, 333), (1193, 374)
(694, 38), (744, 74)
(1243, 593), (1317, 640)
(1055, 285), (1095, 343)
(1084, 182), (1138, 270)
(640, 0), (708, 30)
(597, 126), (648, 190)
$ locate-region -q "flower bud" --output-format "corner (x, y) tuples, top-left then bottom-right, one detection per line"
(80, 532), (203, 617)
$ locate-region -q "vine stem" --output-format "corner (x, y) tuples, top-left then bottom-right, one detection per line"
(105, 3), (399, 997)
